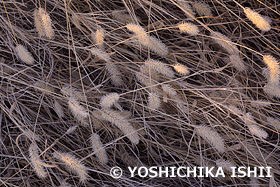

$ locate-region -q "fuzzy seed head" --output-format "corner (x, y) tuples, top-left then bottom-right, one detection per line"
(101, 109), (140, 144)
(267, 117), (280, 130)
(177, 0), (196, 18)
(148, 92), (161, 110)
(112, 11), (141, 24)
(227, 104), (244, 116)
(174, 63), (189, 75)
(244, 7), (271, 32)
(162, 84), (177, 98)
(250, 100), (271, 108)
(61, 86), (87, 102)
(263, 55), (279, 85)
(244, 113), (268, 139)
(140, 65), (160, 81)
(248, 124), (268, 139)
(126, 23), (147, 36)
(192, 2), (213, 17)
(100, 93), (120, 109)
(145, 59), (174, 78)
(34, 9), (44, 37)
(15, 44), (34, 65)
(91, 47), (111, 63)
(263, 84), (280, 98)
(54, 100), (64, 118)
(29, 143), (47, 179)
(23, 129), (41, 142)
(93, 28), (105, 46)
(68, 97), (89, 123)
(229, 54), (246, 72)
(66, 126), (78, 134)
(126, 24), (168, 56)
(148, 36), (169, 56)
(126, 23), (149, 44)
(34, 8), (54, 39)
(105, 61), (123, 86)
(91, 133), (108, 165)
(53, 151), (88, 183)
(178, 22), (199, 36)
(195, 125), (225, 153)
(211, 31), (239, 55)
(215, 159), (236, 172)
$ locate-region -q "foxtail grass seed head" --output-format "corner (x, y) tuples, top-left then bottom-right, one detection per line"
(173, 63), (189, 75)
(249, 178), (261, 187)
(29, 143), (47, 179)
(33, 9), (44, 37)
(105, 61), (123, 86)
(113, 11), (141, 24)
(126, 23), (149, 44)
(244, 113), (268, 139)
(54, 100), (64, 119)
(53, 151), (88, 183)
(59, 180), (72, 187)
(178, 22), (199, 36)
(250, 100), (271, 108)
(162, 84), (177, 98)
(148, 36), (169, 57)
(92, 28), (105, 46)
(229, 54), (246, 71)
(100, 92), (120, 109)
(227, 104), (244, 116)
(15, 44), (34, 65)
(71, 14), (82, 30)
(247, 124), (268, 139)
(68, 97), (89, 123)
(23, 129), (41, 142)
(66, 126), (78, 135)
(101, 109), (140, 144)
(211, 31), (239, 55)
(140, 65), (160, 81)
(148, 92), (160, 110)
(61, 86), (87, 101)
(192, 2), (213, 17)
(177, 0), (196, 18)
(215, 159), (236, 172)
(267, 117), (280, 130)
(145, 59), (174, 78)
(126, 23), (168, 56)
(263, 55), (279, 85)
(34, 8), (54, 39)
(34, 81), (55, 93)
(195, 125), (225, 153)
(91, 47), (111, 63)
(135, 71), (157, 87)
(91, 133), (108, 165)
(244, 7), (271, 32)
(263, 84), (280, 98)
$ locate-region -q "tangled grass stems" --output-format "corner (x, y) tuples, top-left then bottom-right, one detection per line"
(0, 0), (280, 186)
